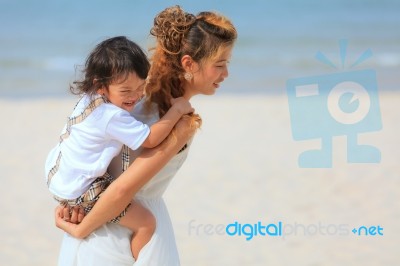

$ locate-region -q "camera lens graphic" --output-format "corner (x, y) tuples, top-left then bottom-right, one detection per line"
(287, 41), (382, 167)
(327, 81), (371, 125)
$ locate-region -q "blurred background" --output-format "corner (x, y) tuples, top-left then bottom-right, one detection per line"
(1, 0), (399, 98)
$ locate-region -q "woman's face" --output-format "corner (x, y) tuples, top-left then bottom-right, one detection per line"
(186, 46), (233, 98)
(98, 72), (145, 112)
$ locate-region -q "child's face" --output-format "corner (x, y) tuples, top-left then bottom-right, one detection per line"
(190, 46), (233, 96)
(100, 72), (145, 112)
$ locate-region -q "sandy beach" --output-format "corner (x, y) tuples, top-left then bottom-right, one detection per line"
(1, 93), (399, 265)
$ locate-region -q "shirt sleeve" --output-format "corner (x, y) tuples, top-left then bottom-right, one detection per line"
(105, 110), (150, 150)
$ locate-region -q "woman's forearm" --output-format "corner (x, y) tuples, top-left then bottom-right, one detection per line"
(74, 118), (196, 238)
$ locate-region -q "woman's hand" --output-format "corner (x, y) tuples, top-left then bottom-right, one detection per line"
(55, 205), (87, 239)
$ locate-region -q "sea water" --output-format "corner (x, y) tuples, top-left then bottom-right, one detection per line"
(0, 0), (399, 98)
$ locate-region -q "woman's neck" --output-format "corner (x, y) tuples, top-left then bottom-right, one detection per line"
(182, 86), (196, 100)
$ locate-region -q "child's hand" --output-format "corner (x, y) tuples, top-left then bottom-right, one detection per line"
(170, 97), (194, 115)
(58, 205), (85, 224)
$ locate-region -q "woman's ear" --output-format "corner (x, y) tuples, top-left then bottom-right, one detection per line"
(181, 55), (198, 72)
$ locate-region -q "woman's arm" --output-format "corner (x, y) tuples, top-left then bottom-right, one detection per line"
(55, 117), (197, 238)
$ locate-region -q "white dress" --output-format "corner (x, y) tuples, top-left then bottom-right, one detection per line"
(58, 100), (189, 266)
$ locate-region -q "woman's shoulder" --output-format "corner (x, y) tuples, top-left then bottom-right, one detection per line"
(130, 98), (160, 126)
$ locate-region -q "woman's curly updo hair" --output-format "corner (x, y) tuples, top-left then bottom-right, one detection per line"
(146, 5), (237, 122)
(150, 8), (196, 55)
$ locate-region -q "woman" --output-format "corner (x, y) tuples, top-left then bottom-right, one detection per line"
(56, 5), (237, 265)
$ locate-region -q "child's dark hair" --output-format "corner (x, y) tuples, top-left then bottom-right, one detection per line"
(70, 36), (150, 97)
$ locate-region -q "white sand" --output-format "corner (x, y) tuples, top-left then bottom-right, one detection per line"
(1, 93), (399, 265)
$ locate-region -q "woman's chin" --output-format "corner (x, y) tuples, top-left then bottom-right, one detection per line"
(204, 87), (218, 95)
(208, 89), (218, 95)
(192, 86), (218, 97)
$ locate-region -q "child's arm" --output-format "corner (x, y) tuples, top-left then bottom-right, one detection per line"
(55, 116), (197, 238)
(141, 97), (193, 148)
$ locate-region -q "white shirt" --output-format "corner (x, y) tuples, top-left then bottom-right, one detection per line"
(45, 95), (150, 199)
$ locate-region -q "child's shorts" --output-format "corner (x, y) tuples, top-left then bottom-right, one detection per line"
(53, 172), (130, 223)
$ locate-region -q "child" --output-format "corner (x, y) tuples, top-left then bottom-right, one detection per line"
(45, 36), (193, 259)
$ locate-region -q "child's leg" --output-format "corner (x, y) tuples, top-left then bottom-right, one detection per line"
(118, 201), (156, 260)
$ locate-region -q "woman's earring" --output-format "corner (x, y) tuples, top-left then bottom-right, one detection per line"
(184, 72), (193, 81)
